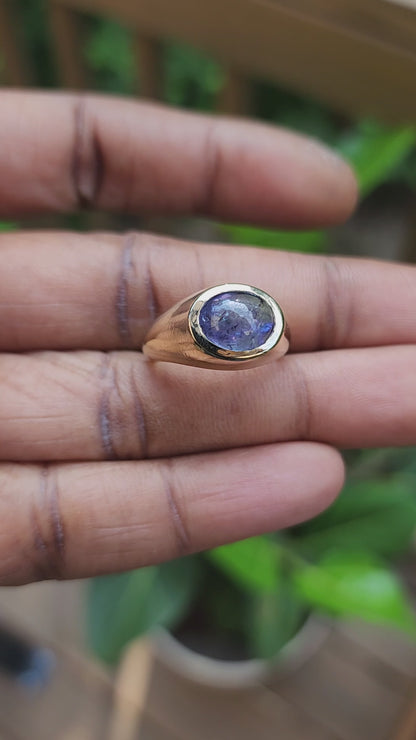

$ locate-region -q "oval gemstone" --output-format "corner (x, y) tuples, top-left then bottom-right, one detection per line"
(198, 291), (275, 352)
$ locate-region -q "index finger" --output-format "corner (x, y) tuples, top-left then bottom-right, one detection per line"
(0, 91), (357, 226)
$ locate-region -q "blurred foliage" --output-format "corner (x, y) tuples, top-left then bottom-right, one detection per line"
(84, 19), (135, 94)
(164, 44), (224, 111)
(294, 551), (416, 636)
(84, 17), (225, 108)
(2, 3), (416, 664)
(9, 0), (57, 87)
(295, 477), (416, 559)
(223, 121), (416, 252)
(338, 122), (416, 197)
(80, 15), (416, 665)
(89, 453), (416, 664)
(89, 558), (200, 664)
(84, 16), (416, 255)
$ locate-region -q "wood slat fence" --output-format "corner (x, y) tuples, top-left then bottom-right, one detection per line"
(0, 0), (416, 121)
(0, 1), (416, 737)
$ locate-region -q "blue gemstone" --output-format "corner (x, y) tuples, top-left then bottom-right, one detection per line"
(198, 291), (274, 352)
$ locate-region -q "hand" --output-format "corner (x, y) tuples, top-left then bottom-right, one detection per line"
(0, 91), (413, 586)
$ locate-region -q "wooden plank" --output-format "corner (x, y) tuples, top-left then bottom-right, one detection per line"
(50, 0), (416, 123)
(132, 35), (164, 100)
(138, 717), (178, 740)
(109, 640), (154, 740)
(270, 0), (416, 58)
(112, 636), (336, 739)
(0, 618), (113, 740)
(1, 579), (415, 739)
(0, 0), (31, 86)
(217, 71), (251, 116)
(143, 657), (339, 740)
(0, 581), (86, 650)
(271, 633), (408, 740)
(0, 718), (21, 740)
(392, 683), (416, 740)
(403, 197), (416, 263)
(386, 0), (416, 11)
(338, 621), (416, 681)
(48, 4), (90, 89)
(330, 634), (413, 699)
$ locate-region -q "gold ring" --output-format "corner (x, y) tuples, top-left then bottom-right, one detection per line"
(143, 283), (289, 370)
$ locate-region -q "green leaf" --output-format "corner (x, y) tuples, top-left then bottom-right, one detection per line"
(296, 476), (416, 559)
(247, 580), (305, 659)
(293, 551), (416, 637)
(337, 121), (416, 196)
(85, 19), (136, 94)
(87, 558), (199, 664)
(207, 536), (280, 594)
(164, 43), (224, 111)
(220, 224), (327, 254)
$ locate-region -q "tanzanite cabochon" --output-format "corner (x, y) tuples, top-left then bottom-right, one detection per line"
(198, 291), (275, 352)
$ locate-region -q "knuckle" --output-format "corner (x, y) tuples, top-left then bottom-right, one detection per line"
(195, 120), (222, 215)
(115, 232), (159, 347)
(160, 461), (192, 558)
(140, 234), (159, 324)
(71, 96), (104, 209)
(0, 465), (68, 585)
(290, 358), (314, 440)
(98, 353), (149, 460)
(0, 468), (27, 584)
(320, 257), (354, 349)
(29, 466), (66, 581)
(115, 233), (135, 345)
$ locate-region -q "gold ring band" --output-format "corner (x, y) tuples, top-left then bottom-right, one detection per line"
(143, 283), (289, 370)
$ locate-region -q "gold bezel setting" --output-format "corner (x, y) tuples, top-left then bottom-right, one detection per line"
(143, 282), (289, 370)
(188, 284), (285, 363)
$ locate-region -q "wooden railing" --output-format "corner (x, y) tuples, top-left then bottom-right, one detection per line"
(0, 0), (415, 121)
(0, 0), (31, 86)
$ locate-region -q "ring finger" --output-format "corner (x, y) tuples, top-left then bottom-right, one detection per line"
(1, 343), (415, 461)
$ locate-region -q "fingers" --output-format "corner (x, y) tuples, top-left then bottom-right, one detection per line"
(0, 346), (415, 462)
(0, 91), (356, 226)
(0, 232), (415, 353)
(0, 442), (344, 585)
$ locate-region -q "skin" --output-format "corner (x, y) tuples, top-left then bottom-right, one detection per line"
(0, 90), (414, 587)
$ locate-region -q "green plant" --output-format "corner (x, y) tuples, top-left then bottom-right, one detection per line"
(85, 20), (224, 108)
(82, 25), (416, 668)
(84, 20), (416, 256)
(222, 121), (416, 253)
(12, 6), (416, 666)
(88, 452), (416, 665)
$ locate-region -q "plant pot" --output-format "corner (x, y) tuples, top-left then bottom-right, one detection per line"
(151, 614), (330, 691)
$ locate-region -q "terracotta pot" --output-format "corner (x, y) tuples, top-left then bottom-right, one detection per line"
(152, 614), (330, 690)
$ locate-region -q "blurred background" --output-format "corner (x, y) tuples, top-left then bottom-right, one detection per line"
(0, 1), (416, 738)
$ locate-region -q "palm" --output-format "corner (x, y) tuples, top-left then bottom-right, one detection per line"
(0, 91), (413, 586)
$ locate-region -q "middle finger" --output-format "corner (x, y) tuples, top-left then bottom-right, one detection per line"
(0, 231), (415, 353)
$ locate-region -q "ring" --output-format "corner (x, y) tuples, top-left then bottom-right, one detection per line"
(143, 283), (289, 370)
